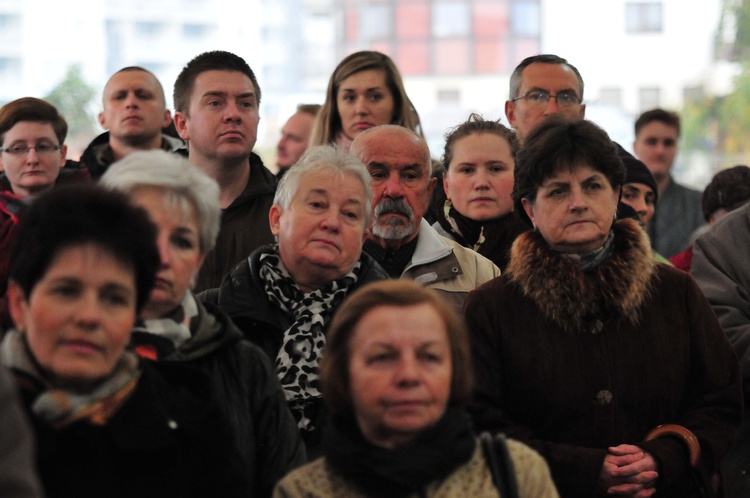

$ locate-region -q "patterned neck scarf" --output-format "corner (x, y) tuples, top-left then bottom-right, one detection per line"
(131, 292), (199, 359)
(555, 230), (616, 272)
(259, 251), (361, 433)
(0, 328), (141, 428)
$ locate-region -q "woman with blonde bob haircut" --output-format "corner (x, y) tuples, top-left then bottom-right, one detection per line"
(275, 279), (559, 498)
(310, 51), (421, 151)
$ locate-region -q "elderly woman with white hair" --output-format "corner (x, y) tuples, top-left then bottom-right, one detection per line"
(208, 145), (388, 457)
(100, 150), (305, 498)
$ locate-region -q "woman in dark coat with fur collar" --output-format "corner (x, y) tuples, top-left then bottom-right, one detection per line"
(465, 117), (741, 498)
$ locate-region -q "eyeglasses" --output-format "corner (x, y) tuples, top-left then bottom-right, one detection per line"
(512, 90), (582, 108)
(0, 144), (62, 156)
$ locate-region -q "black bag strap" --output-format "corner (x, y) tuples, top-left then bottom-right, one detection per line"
(480, 432), (520, 498)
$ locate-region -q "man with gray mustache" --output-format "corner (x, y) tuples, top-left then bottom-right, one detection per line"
(351, 125), (500, 314)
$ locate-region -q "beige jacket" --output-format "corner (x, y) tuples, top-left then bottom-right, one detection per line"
(274, 439), (559, 498)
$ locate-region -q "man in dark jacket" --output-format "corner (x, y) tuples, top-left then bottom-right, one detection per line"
(81, 67), (182, 179)
(173, 51), (276, 292)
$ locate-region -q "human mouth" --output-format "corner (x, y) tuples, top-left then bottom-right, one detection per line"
(354, 122), (373, 130)
(63, 339), (103, 355)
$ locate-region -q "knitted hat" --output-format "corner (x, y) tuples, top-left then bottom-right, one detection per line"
(615, 143), (658, 203)
(702, 165), (750, 221)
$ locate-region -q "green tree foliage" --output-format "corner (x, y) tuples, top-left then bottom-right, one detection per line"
(683, 0), (750, 159)
(44, 65), (97, 140)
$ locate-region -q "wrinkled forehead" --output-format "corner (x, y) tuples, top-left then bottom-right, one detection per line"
(355, 130), (429, 171)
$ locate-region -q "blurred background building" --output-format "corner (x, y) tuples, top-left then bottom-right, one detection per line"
(0, 0), (745, 186)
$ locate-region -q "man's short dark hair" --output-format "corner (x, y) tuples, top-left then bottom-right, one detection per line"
(9, 185), (159, 313)
(173, 51), (261, 115)
(0, 97), (67, 146)
(634, 108), (681, 137)
(512, 117), (625, 226)
(702, 165), (750, 221)
(296, 103), (321, 118)
(509, 54), (584, 100)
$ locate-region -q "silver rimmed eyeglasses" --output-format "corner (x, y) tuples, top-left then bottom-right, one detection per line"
(511, 90), (582, 108)
(0, 144), (62, 156)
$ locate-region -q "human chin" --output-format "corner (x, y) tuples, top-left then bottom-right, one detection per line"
(372, 218), (414, 240)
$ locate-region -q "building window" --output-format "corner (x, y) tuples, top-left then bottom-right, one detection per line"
(639, 87), (661, 111)
(135, 22), (165, 37)
(363, 4), (392, 39)
(626, 2), (663, 33)
(511, 0), (541, 37)
(432, 2), (470, 38)
(599, 88), (622, 106)
(437, 89), (460, 103)
(183, 24), (210, 39)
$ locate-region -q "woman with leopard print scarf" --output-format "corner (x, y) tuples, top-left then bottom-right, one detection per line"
(211, 145), (388, 458)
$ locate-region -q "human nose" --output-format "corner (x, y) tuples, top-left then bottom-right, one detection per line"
(354, 96), (369, 116)
(75, 292), (103, 329)
(382, 172), (405, 198)
(125, 93), (138, 108)
(320, 209), (341, 232)
(569, 186), (587, 210)
(157, 236), (172, 267)
(543, 95), (561, 113)
(395, 355), (420, 386)
(223, 101), (242, 122)
(25, 147), (40, 164)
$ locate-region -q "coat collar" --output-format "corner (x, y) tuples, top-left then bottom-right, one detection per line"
(506, 218), (656, 333)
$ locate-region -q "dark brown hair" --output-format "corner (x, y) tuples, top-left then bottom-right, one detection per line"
(702, 165), (750, 221)
(442, 113), (519, 170)
(512, 117), (625, 226)
(0, 97), (67, 146)
(634, 108), (681, 137)
(173, 50), (261, 115)
(320, 280), (473, 415)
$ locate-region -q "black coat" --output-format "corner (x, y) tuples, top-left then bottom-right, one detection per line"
(21, 361), (250, 498)
(131, 297), (306, 498)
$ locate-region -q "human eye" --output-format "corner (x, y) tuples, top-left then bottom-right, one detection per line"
(585, 181), (602, 191)
(239, 99), (255, 110)
(369, 169), (387, 181)
(458, 165), (475, 175)
(343, 209), (360, 221)
(171, 232), (196, 250)
(368, 91), (383, 102)
(50, 282), (81, 299)
(102, 290), (130, 307)
(401, 170), (420, 182)
(135, 90), (154, 100)
(35, 144), (54, 153)
(367, 351), (395, 365)
(8, 145), (29, 155)
(340, 92), (356, 102)
(557, 92), (580, 105)
(527, 91), (548, 103)
(622, 191), (635, 201)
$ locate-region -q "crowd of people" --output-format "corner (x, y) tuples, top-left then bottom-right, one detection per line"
(0, 48), (748, 498)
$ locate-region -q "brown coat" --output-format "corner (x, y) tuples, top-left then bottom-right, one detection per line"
(466, 219), (742, 498)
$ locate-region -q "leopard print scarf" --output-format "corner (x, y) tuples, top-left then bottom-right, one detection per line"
(260, 251), (361, 433)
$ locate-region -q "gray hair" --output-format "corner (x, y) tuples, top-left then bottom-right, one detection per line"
(100, 150), (221, 254)
(509, 54), (584, 101)
(274, 145), (372, 227)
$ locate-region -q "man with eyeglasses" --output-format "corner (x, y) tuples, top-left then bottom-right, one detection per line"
(505, 54), (586, 143)
(633, 108), (704, 258)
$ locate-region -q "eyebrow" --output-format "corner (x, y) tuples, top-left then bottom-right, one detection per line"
(201, 91), (256, 100)
(543, 173), (602, 188)
(526, 86), (578, 95)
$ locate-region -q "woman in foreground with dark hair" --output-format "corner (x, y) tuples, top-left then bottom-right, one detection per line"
(466, 117), (741, 497)
(1, 185), (248, 498)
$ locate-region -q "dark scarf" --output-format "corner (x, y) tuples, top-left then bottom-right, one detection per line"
(554, 229), (616, 273)
(0, 328), (141, 427)
(437, 199), (527, 270)
(363, 237), (418, 278)
(323, 405), (476, 498)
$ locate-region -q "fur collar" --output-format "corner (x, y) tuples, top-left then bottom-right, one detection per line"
(506, 218), (656, 333)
